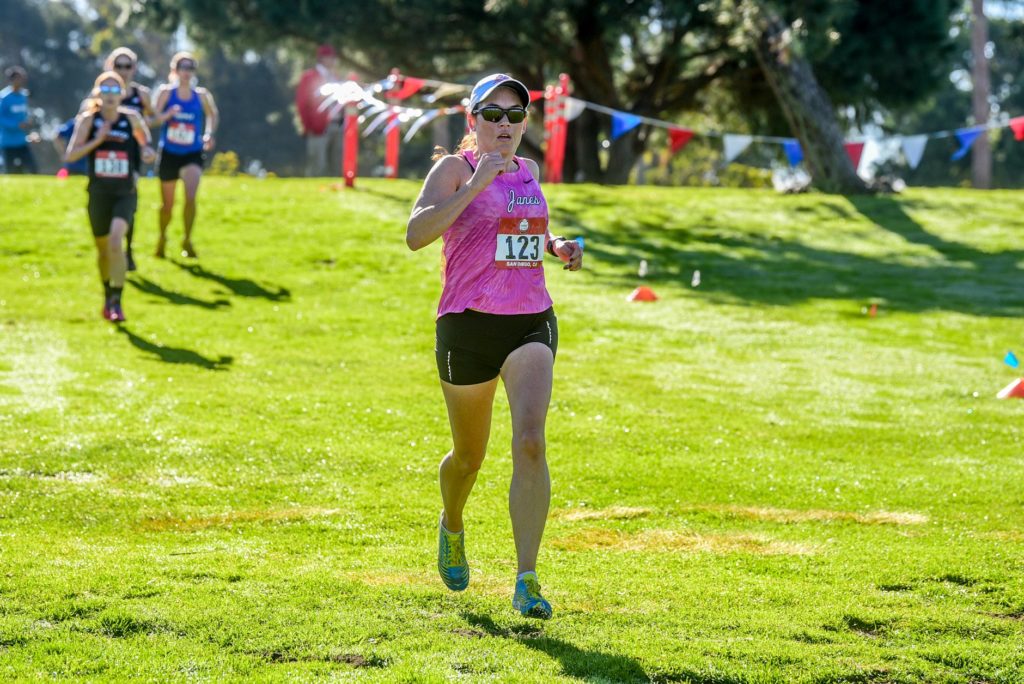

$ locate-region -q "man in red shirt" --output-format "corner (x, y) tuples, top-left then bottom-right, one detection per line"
(295, 44), (342, 177)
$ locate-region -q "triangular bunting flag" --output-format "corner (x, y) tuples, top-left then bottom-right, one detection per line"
(723, 134), (752, 164)
(429, 83), (467, 101)
(668, 127), (694, 155)
(564, 97), (587, 122)
(782, 139), (804, 166)
(403, 109), (441, 142)
(844, 142), (865, 169)
(361, 108), (393, 137)
(528, 90), (545, 103)
(391, 77), (425, 100)
(901, 134), (928, 169)
(1010, 116), (1024, 142)
(951, 127), (983, 161)
(611, 112), (643, 140)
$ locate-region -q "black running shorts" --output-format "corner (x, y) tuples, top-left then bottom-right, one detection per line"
(88, 192), (137, 238)
(435, 307), (558, 385)
(157, 150), (205, 182)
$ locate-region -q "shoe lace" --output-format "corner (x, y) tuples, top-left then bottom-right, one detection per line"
(523, 577), (543, 600)
(443, 533), (465, 567)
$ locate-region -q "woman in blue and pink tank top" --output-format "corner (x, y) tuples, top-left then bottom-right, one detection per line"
(407, 74), (583, 621)
(153, 52), (219, 259)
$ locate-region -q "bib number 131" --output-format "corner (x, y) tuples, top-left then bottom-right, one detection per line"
(495, 217), (546, 269)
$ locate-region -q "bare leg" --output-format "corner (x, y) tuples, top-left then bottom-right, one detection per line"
(106, 219), (128, 288)
(438, 377), (499, 533)
(157, 180), (176, 257)
(501, 343), (554, 575)
(94, 236), (110, 283)
(180, 165), (202, 256)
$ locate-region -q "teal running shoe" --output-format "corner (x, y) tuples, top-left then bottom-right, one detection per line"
(437, 513), (469, 591)
(512, 572), (552, 619)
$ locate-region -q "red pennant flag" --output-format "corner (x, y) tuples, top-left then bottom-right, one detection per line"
(528, 90), (546, 103)
(1011, 116), (1024, 142)
(844, 142), (865, 169)
(668, 127), (694, 155)
(392, 77), (424, 100)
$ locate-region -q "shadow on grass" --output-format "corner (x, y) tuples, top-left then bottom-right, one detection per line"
(117, 327), (233, 370)
(358, 184), (413, 206)
(554, 189), (1024, 317)
(462, 612), (651, 682)
(172, 261), (290, 302)
(128, 276), (231, 310)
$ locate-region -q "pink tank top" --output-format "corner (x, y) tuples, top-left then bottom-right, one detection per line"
(436, 150), (553, 317)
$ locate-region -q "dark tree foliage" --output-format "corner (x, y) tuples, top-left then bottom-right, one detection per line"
(132, 0), (957, 187)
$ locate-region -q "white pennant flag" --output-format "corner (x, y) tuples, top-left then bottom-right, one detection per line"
(404, 109), (442, 142)
(723, 134), (752, 164)
(901, 134), (928, 169)
(362, 108), (394, 137)
(564, 97), (586, 122)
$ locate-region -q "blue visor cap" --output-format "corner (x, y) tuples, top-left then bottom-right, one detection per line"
(468, 74), (530, 111)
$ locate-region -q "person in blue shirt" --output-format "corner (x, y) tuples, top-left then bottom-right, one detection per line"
(153, 52), (219, 259)
(0, 66), (38, 174)
(54, 114), (89, 176)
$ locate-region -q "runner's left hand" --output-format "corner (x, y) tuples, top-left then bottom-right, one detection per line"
(555, 238), (583, 271)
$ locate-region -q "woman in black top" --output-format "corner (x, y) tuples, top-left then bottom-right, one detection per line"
(66, 71), (155, 322)
(104, 47), (155, 272)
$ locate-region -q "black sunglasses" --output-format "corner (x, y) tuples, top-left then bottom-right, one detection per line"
(474, 105), (527, 124)
(113, 61), (133, 70)
(177, 63), (196, 71)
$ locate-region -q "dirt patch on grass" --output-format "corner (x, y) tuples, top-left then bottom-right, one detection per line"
(687, 504), (927, 526)
(554, 506), (653, 521)
(138, 506), (340, 531)
(551, 528), (815, 555)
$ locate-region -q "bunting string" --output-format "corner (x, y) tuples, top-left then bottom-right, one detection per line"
(317, 72), (1024, 170)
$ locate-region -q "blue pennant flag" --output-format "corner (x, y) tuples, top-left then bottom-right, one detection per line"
(610, 112), (643, 140)
(1006, 351), (1020, 369)
(782, 139), (804, 166)
(951, 128), (983, 161)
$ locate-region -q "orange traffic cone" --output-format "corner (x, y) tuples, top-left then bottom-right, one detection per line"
(997, 378), (1024, 399)
(627, 286), (658, 302)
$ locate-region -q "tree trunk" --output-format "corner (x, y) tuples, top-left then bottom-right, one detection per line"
(744, 1), (868, 194)
(573, 108), (603, 182)
(971, 0), (992, 189)
(604, 129), (646, 185)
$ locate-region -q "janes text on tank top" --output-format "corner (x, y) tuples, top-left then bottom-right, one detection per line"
(436, 150), (553, 318)
(507, 188), (542, 213)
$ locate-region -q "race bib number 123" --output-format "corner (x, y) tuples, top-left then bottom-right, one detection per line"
(495, 217), (547, 269)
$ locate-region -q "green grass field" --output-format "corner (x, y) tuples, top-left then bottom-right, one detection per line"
(1, 175), (1022, 682)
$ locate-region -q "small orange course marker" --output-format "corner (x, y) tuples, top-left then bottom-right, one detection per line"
(997, 378), (1024, 399)
(627, 286), (658, 302)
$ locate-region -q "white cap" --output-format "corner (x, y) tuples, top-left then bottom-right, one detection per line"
(468, 73), (530, 112)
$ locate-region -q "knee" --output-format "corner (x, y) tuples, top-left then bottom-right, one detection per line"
(448, 449), (485, 476)
(512, 429), (546, 463)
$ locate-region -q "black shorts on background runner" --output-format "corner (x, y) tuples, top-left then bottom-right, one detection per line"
(157, 150), (205, 181)
(435, 307), (558, 385)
